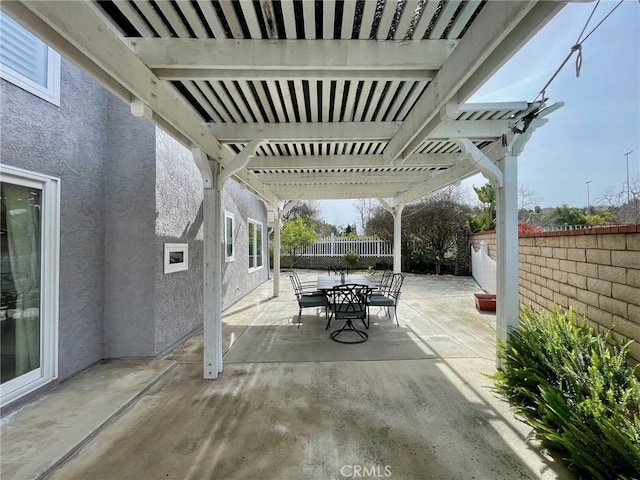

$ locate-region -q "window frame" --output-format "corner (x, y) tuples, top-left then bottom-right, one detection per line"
(224, 212), (234, 263)
(0, 12), (61, 106)
(247, 218), (263, 272)
(0, 164), (60, 408)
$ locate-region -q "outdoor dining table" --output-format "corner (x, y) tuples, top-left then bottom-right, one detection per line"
(316, 274), (375, 291)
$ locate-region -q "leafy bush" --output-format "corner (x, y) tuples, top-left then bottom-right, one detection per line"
(344, 249), (359, 267)
(518, 223), (543, 235)
(492, 307), (640, 479)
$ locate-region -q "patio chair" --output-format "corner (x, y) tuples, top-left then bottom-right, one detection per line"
(290, 270), (325, 296)
(372, 269), (393, 295)
(290, 274), (329, 328)
(327, 283), (373, 343)
(367, 273), (404, 326)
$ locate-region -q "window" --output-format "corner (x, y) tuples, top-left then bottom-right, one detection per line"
(0, 12), (61, 105)
(248, 219), (263, 271)
(0, 165), (60, 408)
(224, 213), (234, 262)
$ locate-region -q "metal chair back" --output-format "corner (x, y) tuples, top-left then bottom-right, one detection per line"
(332, 283), (372, 322)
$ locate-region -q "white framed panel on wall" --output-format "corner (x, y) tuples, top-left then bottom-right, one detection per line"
(0, 164), (60, 408)
(164, 243), (189, 273)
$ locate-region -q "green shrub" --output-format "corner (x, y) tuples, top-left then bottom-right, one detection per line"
(344, 249), (359, 267)
(492, 307), (640, 479)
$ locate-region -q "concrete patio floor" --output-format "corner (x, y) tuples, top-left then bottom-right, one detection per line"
(1, 271), (574, 480)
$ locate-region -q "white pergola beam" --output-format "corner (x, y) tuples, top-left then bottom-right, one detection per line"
(271, 185), (408, 200)
(394, 158), (477, 205)
(248, 153), (460, 170)
(211, 122), (401, 142)
(209, 120), (510, 143)
(154, 68), (436, 82)
(127, 38), (457, 71)
(258, 171), (432, 185)
(384, 1), (560, 164)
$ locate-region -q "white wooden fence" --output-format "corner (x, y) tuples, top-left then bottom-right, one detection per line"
(293, 235), (392, 257)
(471, 240), (496, 294)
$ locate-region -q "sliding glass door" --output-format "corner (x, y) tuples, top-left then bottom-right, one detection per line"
(0, 166), (59, 407)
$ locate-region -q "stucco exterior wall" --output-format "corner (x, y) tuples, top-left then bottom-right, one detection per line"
(154, 128), (204, 353)
(0, 59), (108, 378)
(103, 97), (157, 358)
(2, 54), (270, 391)
(222, 179), (270, 307)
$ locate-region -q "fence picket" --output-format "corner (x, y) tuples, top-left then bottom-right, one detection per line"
(294, 236), (392, 257)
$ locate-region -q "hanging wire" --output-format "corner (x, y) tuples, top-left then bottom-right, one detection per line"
(400, 0), (629, 205)
(535, 0), (625, 102)
(575, 0), (600, 44)
(456, 0), (627, 184)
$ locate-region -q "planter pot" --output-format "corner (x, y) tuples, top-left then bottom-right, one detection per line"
(474, 293), (496, 311)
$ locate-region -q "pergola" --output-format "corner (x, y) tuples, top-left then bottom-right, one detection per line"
(2, 0), (574, 378)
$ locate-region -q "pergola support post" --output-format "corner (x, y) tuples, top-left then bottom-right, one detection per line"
(495, 154), (519, 368)
(192, 148), (222, 378)
(273, 208), (281, 296)
(392, 206), (404, 273)
(193, 141), (266, 378)
(378, 198), (404, 273)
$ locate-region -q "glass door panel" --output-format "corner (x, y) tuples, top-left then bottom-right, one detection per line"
(1, 182), (42, 384)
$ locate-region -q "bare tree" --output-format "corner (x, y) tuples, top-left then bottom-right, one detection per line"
(353, 199), (377, 234)
(280, 200), (320, 223)
(595, 177), (639, 224)
(518, 186), (541, 223)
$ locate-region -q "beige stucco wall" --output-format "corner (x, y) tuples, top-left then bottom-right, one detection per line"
(470, 226), (640, 362)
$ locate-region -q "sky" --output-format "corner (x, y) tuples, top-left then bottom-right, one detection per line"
(319, 1), (640, 229)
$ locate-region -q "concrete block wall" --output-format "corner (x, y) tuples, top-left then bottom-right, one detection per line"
(471, 226), (640, 362)
(469, 231), (497, 259)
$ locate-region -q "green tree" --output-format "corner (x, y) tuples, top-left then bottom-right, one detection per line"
(342, 224), (357, 237)
(281, 215), (318, 268)
(546, 204), (587, 226)
(365, 188), (470, 272)
(469, 183), (496, 231)
(585, 211), (617, 226)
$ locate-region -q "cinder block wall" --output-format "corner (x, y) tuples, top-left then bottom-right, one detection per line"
(469, 231), (497, 259)
(470, 226), (640, 362)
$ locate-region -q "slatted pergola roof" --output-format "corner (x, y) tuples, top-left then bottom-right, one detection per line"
(1, 0), (575, 379)
(3, 0), (568, 205)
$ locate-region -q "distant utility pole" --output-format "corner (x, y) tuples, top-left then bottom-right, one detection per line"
(585, 180), (592, 212)
(624, 151), (633, 204)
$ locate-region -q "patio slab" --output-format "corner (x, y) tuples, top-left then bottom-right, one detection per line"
(0, 271), (574, 479)
(0, 359), (176, 480)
